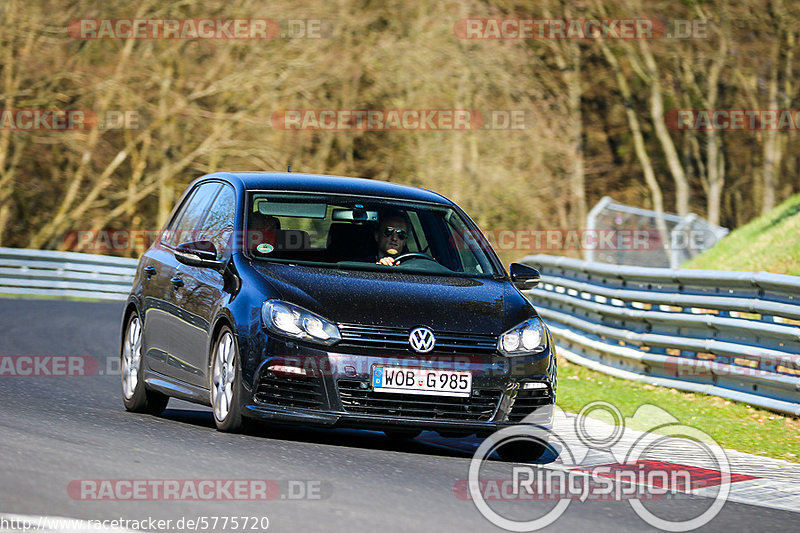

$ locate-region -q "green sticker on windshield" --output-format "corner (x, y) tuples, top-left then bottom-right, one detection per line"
(257, 243), (274, 254)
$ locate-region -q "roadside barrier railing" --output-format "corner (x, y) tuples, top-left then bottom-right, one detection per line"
(0, 247), (137, 301)
(521, 254), (800, 416)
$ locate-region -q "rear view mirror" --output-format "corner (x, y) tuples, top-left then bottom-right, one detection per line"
(509, 263), (540, 289)
(331, 208), (378, 222)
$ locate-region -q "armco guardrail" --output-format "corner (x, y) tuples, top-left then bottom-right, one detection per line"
(0, 247), (137, 301)
(521, 254), (800, 416)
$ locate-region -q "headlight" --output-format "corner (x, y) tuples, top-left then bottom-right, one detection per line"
(498, 317), (547, 356)
(261, 300), (341, 346)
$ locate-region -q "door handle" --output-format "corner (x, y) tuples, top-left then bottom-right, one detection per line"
(144, 266), (156, 279)
(170, 276), (184, 289)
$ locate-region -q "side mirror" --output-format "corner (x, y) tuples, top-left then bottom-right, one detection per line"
(175, 240), (223, 270)
(509, 263), (540, 289)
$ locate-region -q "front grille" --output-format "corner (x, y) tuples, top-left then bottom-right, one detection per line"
(337, 324), (497, 354)
(507, 386), (553, 423)
(338, 379), (501, 421)
(254, 370), (324, 409)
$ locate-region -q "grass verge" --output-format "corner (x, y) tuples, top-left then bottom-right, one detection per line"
(555, 356), (800, 463)
(684, 192), (800, 275)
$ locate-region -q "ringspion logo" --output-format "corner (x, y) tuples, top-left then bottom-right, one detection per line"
(465, 402), (739, 531)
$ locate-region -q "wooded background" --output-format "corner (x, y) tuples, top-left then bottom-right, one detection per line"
(1, 0), (798, 259)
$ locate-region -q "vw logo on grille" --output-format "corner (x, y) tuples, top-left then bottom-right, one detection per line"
(409, 327), (435, 353)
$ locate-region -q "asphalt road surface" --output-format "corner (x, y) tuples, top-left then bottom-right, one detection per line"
(0, 298), (795, 532)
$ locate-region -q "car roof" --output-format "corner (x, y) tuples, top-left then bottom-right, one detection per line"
(201, 172), (454, 205)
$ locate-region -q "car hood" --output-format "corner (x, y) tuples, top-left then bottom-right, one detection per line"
(250, 262), (534, 334)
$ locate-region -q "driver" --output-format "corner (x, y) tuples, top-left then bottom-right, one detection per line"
(374, 209), (410, 266)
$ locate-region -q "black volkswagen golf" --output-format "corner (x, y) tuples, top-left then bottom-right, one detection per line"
(121, 172), (556, 457)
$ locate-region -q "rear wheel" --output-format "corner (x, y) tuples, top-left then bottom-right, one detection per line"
(211, 327), (244, 432)
(121, 312), (169, 415)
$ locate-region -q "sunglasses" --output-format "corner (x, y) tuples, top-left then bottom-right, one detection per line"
(382, 227), (408, 240)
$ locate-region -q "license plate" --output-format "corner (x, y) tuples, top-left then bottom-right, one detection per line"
(371, 366), (472, 397)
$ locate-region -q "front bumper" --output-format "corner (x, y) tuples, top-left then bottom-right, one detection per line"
(239, 334), (557, 436)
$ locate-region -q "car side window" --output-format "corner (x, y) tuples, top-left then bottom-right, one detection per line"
(161, 190), (196, 247)
(196, 184), (236, 259)
(162, 183), (222, 248)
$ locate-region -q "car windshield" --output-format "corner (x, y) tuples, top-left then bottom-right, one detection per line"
(244, 192), (501, 277)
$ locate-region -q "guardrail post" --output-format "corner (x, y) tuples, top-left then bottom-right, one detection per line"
(584, 196), (613, 263)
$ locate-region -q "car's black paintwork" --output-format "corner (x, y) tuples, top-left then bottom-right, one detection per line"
(123, 172), (556, 435)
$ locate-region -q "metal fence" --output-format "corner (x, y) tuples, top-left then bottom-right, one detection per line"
(0, 247), (137, 301)
(586, 196), (729, 268)
(521, 254), (800, 416)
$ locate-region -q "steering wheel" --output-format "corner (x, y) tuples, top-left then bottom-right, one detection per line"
(392, 252), (438, 264)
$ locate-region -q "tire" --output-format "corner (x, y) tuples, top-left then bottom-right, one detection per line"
(121, 312), (169, 415)
(384, 429), (422, 440)
(210, 326), (244, 432)
(495, 436), (549, 463)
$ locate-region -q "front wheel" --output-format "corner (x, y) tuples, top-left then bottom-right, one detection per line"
(121, 312), (169, 415)
(211, 327), (244, 432)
